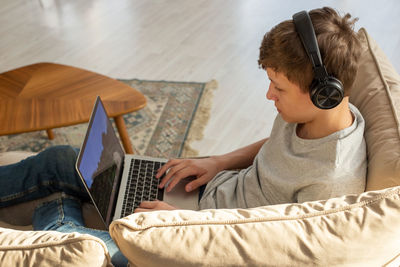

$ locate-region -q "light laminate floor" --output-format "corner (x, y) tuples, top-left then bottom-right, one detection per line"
(1, 0), (399, 156)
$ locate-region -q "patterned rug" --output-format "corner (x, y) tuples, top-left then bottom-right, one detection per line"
(0, 79), (217, 158)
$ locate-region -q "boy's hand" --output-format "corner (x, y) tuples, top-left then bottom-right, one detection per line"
(156, 157), (223, 193)
(134, 200), (177, 213)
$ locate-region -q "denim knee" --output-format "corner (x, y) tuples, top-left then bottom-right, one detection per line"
(43, 145), (79, 164)
(39, 145), (89, 201)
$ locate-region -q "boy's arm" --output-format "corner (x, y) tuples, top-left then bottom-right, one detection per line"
(213, 138), (268, 170)
(156, 138), (268, 192)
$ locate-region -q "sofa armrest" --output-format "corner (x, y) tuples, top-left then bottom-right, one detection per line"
(110, 186), (400, 267)
(0, 227), (112, 267)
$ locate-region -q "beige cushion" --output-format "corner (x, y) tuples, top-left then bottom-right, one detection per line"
(0, 151), (36, 166)
(110, 186), (400, 266)
(0, 227), (112, 267)
(350, 28), (400, 191)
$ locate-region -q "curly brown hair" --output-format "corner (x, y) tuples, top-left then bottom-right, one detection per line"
(258, 7), (361, 96)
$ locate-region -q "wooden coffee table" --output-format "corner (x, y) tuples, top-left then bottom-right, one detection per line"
(0, 63), (146, 154)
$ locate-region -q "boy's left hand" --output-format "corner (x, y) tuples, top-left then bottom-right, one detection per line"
(134, 200), (177, 213)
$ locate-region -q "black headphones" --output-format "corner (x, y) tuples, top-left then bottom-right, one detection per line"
(292, 11), (344, 109)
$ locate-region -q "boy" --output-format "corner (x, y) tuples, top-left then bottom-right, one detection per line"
(140, 6), (366, 211)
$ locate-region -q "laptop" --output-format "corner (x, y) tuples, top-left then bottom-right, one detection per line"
(75, 96), (199, 227)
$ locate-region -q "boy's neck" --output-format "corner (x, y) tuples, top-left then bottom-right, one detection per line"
(296, 98), (354, 139)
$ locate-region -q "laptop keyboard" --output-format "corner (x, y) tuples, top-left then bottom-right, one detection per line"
(121, 159), (164, 217)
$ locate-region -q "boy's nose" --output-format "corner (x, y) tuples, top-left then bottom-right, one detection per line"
(266, 84), (276, 101)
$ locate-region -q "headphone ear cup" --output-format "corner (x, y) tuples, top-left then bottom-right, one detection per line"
(310, 77), (344, 109)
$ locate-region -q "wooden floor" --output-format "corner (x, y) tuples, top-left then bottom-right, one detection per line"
(1, 0), (399, 156)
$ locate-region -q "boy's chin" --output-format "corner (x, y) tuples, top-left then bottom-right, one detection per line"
(279, 112), (310, 124)
(280, 114), (296, 123)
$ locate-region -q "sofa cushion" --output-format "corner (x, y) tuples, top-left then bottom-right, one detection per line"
(0, 151), (36, 166)
(110, 186), (400, 266)
(350, 28), (400, 191)
(0, 227), (112, 267)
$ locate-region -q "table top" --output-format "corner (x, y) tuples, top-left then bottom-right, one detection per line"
(0, 63), (146, 135)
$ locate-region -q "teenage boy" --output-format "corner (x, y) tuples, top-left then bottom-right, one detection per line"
(141, 6), (366, 212)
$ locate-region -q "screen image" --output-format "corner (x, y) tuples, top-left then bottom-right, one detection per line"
(77, 98), (125, 225)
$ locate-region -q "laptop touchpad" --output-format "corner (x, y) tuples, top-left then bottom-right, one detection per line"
(163, 177), (199, 210)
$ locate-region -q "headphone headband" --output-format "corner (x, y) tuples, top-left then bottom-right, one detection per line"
(292, 10), (344, 109)
(292, 11), (329, 81)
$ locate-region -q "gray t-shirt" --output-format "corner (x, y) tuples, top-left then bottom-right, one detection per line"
(199, 103), (367, 209)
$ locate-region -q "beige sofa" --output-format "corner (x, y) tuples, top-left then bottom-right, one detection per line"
(1, 28), (400, 266)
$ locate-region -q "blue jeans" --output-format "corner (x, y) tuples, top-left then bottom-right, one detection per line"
(0, 146), (128, 267)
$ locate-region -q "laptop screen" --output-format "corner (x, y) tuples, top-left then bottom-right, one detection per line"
(76, 97), (125, 226)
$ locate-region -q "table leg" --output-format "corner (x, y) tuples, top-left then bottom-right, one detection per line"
(114, 115), (134, 154)
(46, 129), (55, 140)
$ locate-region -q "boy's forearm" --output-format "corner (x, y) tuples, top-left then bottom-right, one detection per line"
(212, 138), (268, 171)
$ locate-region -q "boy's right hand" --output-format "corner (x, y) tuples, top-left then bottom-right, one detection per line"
(156, 157), (223, 193)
